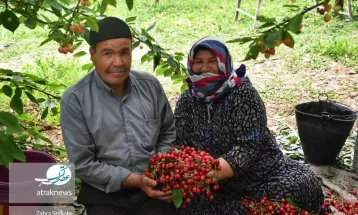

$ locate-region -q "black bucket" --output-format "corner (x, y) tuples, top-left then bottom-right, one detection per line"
(295, 97), (357, 166)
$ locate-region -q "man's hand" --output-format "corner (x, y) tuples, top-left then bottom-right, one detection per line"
(137, 175), (173, 201)
(122, 173), (172, 201)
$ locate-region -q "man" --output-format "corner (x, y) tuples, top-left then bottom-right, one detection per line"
(60, 17), (176, 215)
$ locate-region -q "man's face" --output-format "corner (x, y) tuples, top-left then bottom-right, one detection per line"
(90, 38), (132, 88)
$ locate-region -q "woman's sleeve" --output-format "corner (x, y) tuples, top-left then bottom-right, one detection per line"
(221, 83), (269, 177)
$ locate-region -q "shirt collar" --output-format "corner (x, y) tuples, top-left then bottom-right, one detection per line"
(93, 70), (135, 95)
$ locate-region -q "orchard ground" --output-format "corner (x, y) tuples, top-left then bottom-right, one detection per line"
(0, 0), (358, 175)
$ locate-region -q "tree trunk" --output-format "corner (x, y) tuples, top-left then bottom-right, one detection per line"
(154, 0), (159, 3)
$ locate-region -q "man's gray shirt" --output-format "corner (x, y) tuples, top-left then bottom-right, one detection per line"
(60, 70), (176, 194)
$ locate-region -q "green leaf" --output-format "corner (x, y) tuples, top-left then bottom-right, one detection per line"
(25, 91), (38, 104)
(86, 17), (99, 32)
(264, 31), (282, 49)
(173, 188), (183, 208)
(171, 74), (182, 81)
(0, 112), (21, 132)
(24, 18), (37, 29)
(83, 28), (90, 44)
(51, 107), (58, 115)
(153, 53), (161, 71)
(15, 133), (30, 143)
(125, 0), (134, 10)
(175, 55), (183, 61)
(287, 14), (303, 33)
(37, 134), (53, 145)
(40, 38), (52, 47)
(257, 15), (276, 23)
(132, 41), (140, 50)
(172, 79), (183, 85)
(146, 22), (156, 32)
(10, 89), (23, 114)
(104, 0), (117, 7)
(288, 154), (301, 160)
(21, 73), (45, 83)
(15, 87), (22, 97)
(41, 107), (49, 120)
(40, 14), (52, 23)
(155, 66), (167, 76)
(36, 98), (46, 103)
(289, 136), (298, 144)
(0, 136), (25, 168)
(258, 22), (276, 29)
(75, 178), (81, 185)
(74, 51), (87, 58)
(0, 152), (13, 168)
(51, 6), (62, 17)
(10, 141), (26, 162)
(226, 37), (254, 44)
(50, 29), (64, 43)
(58, 0), (71, 5)
(285, 197), (296, 207)
(141, 53), (152, 64)
(2, 85), (13, 97)
(32, 143), (45, 149)
(167, 58), (178, 70)
(18, 16), (25, 24)
(152, 45), (161, 52)
(0, 9), (20, 32)
(0, 68), (14, 75)
(82, 63), (94, 72)
(164, 69), (172, 77)
(33, 80), (47, 85)
(180, 83), (188, 93)
(242, 43), (261, 61)
(99, 2), (108, 15)
(283, 4), (301, 11)
(125, 16), (137, 22)
(50, 1), (62, 18)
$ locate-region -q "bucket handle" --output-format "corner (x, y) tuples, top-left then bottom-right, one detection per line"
(318, 93), (358, 117)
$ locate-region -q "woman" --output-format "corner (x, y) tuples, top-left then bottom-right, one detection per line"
(174, 37), (324, 214)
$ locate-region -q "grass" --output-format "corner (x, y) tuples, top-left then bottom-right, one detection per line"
(0, 0), (357, 127)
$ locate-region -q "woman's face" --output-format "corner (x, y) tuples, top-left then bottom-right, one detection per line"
(191, 49), (219, 74)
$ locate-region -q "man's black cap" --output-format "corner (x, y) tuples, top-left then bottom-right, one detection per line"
(89, 17), (132, 47)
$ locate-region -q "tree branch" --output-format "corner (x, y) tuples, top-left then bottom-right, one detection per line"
(65, 0), (82, 35)
(263, 0), (327, 33)
(0, 77), (61, 100)
(9, 7), (49, 25)
(13, 1), (53, 15)
(24, 83), (61, 100)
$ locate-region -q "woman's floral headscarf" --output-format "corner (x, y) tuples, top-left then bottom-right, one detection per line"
(186, 37), (245, 103)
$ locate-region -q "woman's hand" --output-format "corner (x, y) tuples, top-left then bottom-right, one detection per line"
(206, 158), (233, 181)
